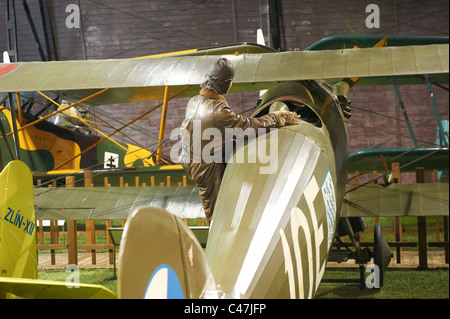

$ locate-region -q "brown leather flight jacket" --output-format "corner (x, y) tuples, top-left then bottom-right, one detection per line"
(180, 89), (278, 224)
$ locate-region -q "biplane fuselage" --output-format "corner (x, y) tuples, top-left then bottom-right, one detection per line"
(118, 79), (350, 299)
(203, 80), (348, 298)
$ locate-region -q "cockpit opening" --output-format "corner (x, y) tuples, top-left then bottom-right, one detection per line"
(255, 98), (322, 128)
(49, 101), (92, 135)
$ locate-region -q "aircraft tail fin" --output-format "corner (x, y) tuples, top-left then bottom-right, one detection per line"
(0, 161), (37, 280)
(3, 51), (11, 63)
(257, 29), (266, 46)
(118, 207), (218, 299)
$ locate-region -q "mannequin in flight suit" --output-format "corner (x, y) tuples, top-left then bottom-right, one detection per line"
(180, 58), (300, 224)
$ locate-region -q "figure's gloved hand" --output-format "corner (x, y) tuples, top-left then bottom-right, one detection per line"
(270, 111), (301, 127)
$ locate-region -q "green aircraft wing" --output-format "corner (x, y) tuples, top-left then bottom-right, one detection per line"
(304, 35), (449, 50)
(0, 43), (447, 105)
(348, 147), (449, 173)
(342, 183), (449, 218)
(34, 186), (204, 220)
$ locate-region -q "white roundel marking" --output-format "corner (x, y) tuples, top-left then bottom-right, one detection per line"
(143, 264), (184, 299)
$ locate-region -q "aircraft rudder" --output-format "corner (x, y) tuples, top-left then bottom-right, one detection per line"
(118, 206), (217, 299)
(0, 160), (37, 280)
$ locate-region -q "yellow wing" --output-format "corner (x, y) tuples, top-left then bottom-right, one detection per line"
(0, 277), (116, 299)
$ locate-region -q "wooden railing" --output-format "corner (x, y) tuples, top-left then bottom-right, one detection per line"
(35, 165), (448, 268)
(343, 166), (449, 268)
(35, 171), (206, 266)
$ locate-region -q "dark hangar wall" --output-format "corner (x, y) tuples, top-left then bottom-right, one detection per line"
(1, 0), (448, 175)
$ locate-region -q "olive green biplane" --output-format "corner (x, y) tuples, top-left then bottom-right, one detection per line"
(0, 35), (448, 299)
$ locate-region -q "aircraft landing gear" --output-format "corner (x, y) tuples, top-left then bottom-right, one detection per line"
(373, 222), (393, 288)
(325, 219), (392, 290)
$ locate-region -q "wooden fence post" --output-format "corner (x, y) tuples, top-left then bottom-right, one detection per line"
(105, 220), (114, 264)
(105, 177), (113, 264)
(432, 170), (441, 242)
(84, 170), (96, 265)
(38, 220), (44, 245)
(66, 176), (77, 265)
(50, 220), (58, 265)
(442, 175), (449, 264)
(416, 167), (428, 269)
(445, 215), (449, 264)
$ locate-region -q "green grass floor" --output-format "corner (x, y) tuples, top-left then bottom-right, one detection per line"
(36, 215), (448, 298)
(38, 267), (449, 299)
(39, 268), (118, 295)
(316, 268), (449, 299)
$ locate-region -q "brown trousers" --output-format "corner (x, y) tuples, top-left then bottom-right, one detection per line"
(182, 162), (225, 225)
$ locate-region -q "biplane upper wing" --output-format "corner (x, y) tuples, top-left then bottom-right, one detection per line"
(348, 147), (449, 173)
(0, 42), (448, 105)
(34, 185), (204, 220)
(304, 34), (449, 50)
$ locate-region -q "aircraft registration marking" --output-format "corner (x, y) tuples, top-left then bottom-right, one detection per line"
(280, 177), (326, 299)
(234, 134), (320, 297)
(320, 169), (336, 250)
(3, 207), (35, 236)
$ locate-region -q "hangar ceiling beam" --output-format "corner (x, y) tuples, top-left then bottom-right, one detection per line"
(259, 0), (283, 50)
(6, 0), (19, 62)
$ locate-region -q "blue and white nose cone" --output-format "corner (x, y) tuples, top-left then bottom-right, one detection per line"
(143, 264), (185, 299)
